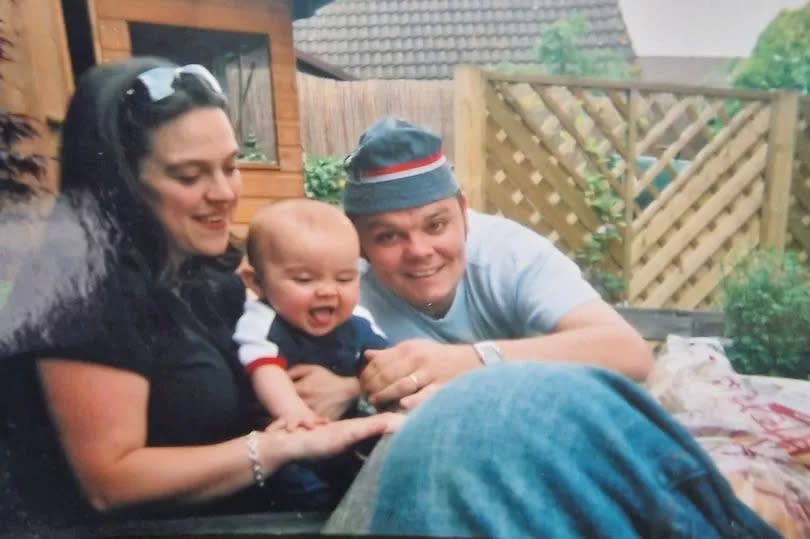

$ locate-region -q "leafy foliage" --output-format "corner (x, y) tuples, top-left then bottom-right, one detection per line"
(574, 142), (626, 304)
(721, 249), (810, 379)
(237, 133), (268, 162)
(732, 3), (810, 93)
(303, 154), (345, 205)
(533, 15), (636, 79)
(0, 18), (46, 183)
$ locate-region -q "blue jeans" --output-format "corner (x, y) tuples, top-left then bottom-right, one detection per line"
(369, 363), (779, 538)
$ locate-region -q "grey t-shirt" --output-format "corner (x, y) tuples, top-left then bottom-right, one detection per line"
(359, 210), (600, 345)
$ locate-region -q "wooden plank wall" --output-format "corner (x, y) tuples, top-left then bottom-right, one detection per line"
(296, 73), (455, 162)
(0, 0), (74, 192)
(456, 66), (806, 310)
(86, 0), (304, 235)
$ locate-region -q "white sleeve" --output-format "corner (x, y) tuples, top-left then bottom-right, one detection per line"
(232, 299), (281, 369)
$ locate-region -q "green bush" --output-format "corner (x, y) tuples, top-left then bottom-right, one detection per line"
(496, 14), (636, 80)
(303, 154), (345, 205)
(732, 3), (810, 93)
(721, 249), (810, 379)
(534, 15), (635, 79)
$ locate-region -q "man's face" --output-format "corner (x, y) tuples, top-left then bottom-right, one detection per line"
(354, 196), (468, 317)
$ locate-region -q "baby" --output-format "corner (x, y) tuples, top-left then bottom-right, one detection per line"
(234, 198), (388, 431)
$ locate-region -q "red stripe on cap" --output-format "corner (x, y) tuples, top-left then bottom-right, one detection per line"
(362, 151), (443, 178)
(244, 356), (288, 374)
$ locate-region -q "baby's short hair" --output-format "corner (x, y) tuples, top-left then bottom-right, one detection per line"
(246, 198), (354, 271)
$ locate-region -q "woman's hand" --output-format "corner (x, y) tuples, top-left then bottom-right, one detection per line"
(266, 412), (405, 463)
(289, 364), (362, 420)
(266, 404), (329, 433)
(360, 339), (481, 407)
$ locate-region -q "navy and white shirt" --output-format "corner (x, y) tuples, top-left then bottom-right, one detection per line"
(233, 299), (388, 377)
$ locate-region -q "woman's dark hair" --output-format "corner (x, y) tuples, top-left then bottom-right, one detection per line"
(59, 56), (232, 280)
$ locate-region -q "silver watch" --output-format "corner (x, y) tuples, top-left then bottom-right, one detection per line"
(473, 340), (503, 365)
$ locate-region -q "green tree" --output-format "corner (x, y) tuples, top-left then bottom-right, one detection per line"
(534, 15), (635, 79)
(732, 3), (810, 93)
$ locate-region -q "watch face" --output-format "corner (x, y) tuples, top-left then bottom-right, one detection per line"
(476, 342), (502, 365)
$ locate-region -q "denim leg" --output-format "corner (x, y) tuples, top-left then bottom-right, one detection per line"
(369, 363), (779, 538)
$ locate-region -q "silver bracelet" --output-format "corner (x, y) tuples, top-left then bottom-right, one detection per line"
(245, 430), (266, 488)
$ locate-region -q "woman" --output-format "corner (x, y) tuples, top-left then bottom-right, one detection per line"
(0, 57), (399, 530)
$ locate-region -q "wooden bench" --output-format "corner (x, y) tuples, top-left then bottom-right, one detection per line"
(616, 307), (725, 341)
(2, 308), (727, 537)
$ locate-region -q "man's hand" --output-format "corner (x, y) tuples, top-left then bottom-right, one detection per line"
(289, 364), (362, 420)
(360, 339), (481, 407)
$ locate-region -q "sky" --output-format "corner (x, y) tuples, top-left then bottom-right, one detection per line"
(618, 0), (808, 57)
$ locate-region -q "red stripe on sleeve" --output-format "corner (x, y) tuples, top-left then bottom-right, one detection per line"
(245, 356), (288, 375)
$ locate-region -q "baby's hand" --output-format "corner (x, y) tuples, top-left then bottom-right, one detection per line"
(267, 405), (329, 433)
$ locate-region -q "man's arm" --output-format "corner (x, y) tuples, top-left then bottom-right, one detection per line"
(493, 299), (653, 380)
(361, 301), (651, 406)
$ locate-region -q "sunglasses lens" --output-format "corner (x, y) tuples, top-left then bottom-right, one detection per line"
(136, 68), (178, 102)
(134, 64), (225, 103)
(181, 64), (224, 95)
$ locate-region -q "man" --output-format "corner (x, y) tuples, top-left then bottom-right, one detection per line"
(290, 118), (652, 416)
(294, 121), (774, 539)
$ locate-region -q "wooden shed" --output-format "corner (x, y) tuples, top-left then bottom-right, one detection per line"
(0, 0), (333, 236)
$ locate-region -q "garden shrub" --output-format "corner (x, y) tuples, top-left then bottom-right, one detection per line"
(732, 3), (810, 93)
(721, 249), (810, 379)
(303, 154), (345, 205)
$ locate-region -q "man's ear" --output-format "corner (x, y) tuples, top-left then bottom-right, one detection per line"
(457, 193), (469, 237)
(238, 262), (263, 299)
(457, 192), (469, 212)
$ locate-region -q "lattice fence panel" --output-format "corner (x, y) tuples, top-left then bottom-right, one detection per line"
(629, 103), (771, 307)
(483, 80), (629, 269)
(459, 69), (797, 308)
(787, 97), (810, 262)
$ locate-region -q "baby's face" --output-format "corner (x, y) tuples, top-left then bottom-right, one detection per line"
(257, 228), (360, 337)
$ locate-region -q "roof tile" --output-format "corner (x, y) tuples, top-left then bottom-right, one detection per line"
(294, 0), (635, 79)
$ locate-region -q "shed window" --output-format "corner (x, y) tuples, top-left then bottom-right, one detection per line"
(129, 23), (277, 164)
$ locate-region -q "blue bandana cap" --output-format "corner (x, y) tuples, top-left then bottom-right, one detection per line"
(342, 118), (459, 215)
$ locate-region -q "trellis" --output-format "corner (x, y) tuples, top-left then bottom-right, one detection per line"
(455, 66), (803, 309)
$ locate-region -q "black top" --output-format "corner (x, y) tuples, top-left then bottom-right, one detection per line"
(271, 314), (388, 376)
(237, 299), (388, 377)
(0, 248), (284, 530)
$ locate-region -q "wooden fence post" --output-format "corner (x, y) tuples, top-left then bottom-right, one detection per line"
(623, 89), (639, 302)
(453, 65), (488, 212)
(761, 91), (799, 249)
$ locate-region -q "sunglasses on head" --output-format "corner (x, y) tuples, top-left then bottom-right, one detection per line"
(128, 64), (225, 102)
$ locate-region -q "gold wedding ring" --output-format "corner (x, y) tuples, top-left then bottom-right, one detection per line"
(408, 373), (420, 388)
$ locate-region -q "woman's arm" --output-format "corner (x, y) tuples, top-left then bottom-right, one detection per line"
(38, 359), (397, 512)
